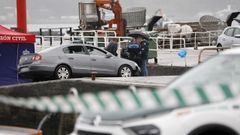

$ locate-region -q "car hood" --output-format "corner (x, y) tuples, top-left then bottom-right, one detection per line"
(79, 107), (174, 122)
(79, 98), (237, 123)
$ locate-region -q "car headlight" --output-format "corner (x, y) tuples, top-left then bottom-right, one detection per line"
(134, 63), (141, 71)
(125, 125), (160, 135)
(134, 63), (138, 67)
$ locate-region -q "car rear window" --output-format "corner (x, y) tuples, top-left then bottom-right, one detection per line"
(63, 46), (86, 54)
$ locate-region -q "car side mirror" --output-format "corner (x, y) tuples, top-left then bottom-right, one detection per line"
(234, 34), (240, 38)
(106, 53), (112, 58)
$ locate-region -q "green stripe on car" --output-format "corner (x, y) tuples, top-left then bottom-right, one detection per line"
(196, 86), (210, 104)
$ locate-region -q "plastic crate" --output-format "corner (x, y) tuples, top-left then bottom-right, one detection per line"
(122, 7), (146, 27)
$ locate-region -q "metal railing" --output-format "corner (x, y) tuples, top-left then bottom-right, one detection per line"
(156, 30), (222, 50)
(37, 30), (117, 46)
(34, 30), (224, 66)
(198, 47), (230, 64)
(35, 30), (220, 50)
(154, 36), (186, 49)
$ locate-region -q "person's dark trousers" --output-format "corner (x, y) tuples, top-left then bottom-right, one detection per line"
(141, 59), (148, 76)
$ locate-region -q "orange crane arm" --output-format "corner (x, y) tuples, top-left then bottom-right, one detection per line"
(95, 0), (125, 36)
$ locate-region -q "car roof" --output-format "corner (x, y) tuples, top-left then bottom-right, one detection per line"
(225, 25), (240, 29)
(221, 47), (240, 55)
(60, 44), (92, 47)
(64, 44), (105, 49)
(39, 44), (93, 53)
(39, 44), (97, 53)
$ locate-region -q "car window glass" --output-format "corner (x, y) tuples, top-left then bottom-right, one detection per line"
(224, 28), (234, 37)
(234, 28), (240, 36)
(236, 14), (240, 20)
(86, 46), (106, 56)
(63, 46), (86, 54)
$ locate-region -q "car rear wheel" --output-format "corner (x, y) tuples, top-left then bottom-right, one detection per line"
(55, 65), (71, 80)
(118, 65), (132, 77)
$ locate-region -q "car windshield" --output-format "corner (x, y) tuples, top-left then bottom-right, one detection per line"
(167, 54), (240, 89)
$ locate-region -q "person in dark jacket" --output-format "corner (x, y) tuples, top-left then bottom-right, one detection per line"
(105, 38), (118, 56)
(135, 36), (149, 76)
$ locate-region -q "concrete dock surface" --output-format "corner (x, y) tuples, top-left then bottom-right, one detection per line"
(149, 47), (219, 67)
(80, 76), (178, 87)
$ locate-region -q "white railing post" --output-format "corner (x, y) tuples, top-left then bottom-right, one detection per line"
(183, 38), (186, 48)
(208, 31), (211, 46)
(170, 34), (173, 50)
(194, 32), (197, 50)
(104, 37), (107, 48)
(180, 34), (182, 48)
(162, 37), (165, 49)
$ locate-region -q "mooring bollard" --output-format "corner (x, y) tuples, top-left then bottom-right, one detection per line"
(91, 72), (97, 81)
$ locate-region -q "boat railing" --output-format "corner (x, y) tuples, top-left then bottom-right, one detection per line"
(151, 36), (186, 49)
(156, 30), (222, 49)
(35, 35), (133, 52)
(34, 30), (221, 65)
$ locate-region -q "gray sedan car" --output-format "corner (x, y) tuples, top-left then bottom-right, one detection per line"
(18, 44), (140, 80)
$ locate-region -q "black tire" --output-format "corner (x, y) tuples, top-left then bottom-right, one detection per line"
(32, 78), (40, 82)
(32, 78), (44, 82)
(154, 57), (158, 64)
(189, 124), (238, 135)
(217, 44), (223, 52)
(118, 65), (132, 77)
(54, 65), (71, 80)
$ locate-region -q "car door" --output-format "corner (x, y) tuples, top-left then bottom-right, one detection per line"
(63, 46), (91, 75)
(220, 27), (235, 47)
(86, 46), (117, 75)
(233, 27), (240, 45)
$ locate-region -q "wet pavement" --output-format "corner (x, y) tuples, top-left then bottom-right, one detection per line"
(78, 47), (219, 88)
(149, 47), (219, 67)
(80, 76), (178, 88)
(89, 47), (219, 88)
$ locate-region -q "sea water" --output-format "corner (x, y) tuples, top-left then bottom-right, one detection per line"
(2, 23), (79, 33)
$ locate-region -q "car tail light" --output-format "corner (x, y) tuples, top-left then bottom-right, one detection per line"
(32, 54), (42, 61)
(31, 131), (43, 135)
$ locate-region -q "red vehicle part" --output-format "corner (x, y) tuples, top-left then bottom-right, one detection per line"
(95, 0), (125, 36)
(16, 0), (27, 33)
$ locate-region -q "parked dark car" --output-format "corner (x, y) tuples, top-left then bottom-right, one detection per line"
(18, 44), (140, 81)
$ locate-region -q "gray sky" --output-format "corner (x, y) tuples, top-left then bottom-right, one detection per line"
(0, 0), (239, 24)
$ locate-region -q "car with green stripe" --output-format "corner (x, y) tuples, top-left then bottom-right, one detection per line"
(70, 47), (240, 135)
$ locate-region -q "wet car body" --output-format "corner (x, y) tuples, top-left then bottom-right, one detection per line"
(71, 98), (240, 135)
(0, 126), (42, 135)
(71, 48), (240, 135)
(217, 26), (240, 48)
(18, 44), (140, 80)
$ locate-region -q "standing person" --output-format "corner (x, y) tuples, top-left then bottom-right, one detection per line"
(105, 38), (118, 56)
(126, 38), (142, 67)
(135, 36), (149, 76)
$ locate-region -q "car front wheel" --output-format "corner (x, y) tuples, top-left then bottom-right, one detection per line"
(118, 65), (132, 77)
(55, 65), (71, 80)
